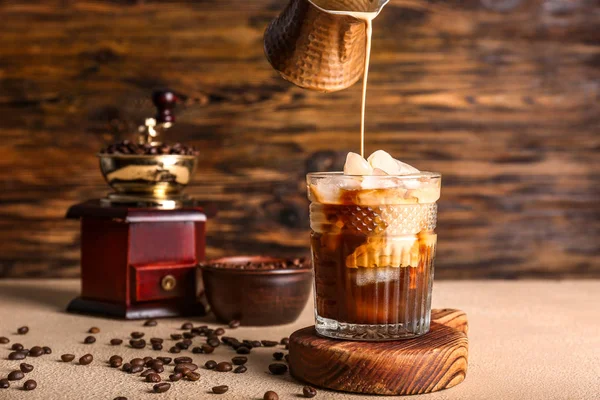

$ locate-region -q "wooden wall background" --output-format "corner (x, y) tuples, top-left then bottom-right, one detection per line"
(0, 0), (598, 279)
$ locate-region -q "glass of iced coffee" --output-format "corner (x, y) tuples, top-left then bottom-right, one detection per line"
(307, 151), (441, 340)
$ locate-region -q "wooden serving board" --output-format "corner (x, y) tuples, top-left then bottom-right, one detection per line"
(288, 309), (468, 396)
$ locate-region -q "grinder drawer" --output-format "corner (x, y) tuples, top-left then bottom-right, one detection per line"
(132, 264), (196, 302)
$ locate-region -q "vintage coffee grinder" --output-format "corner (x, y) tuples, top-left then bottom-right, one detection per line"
(66, 90), (210, 319)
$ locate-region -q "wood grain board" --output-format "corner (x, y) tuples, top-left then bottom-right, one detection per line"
(0, 1), (598, 278)
(288, 308), (469, 395)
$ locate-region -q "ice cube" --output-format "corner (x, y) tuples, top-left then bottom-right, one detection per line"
(344, 152), (373, 175)
(367, 150), (419, 175)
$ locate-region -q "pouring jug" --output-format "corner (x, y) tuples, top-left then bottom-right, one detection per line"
(264, 0), (389, 92)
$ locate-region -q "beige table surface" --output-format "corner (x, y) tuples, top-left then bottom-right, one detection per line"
(0, 280), (598, 400)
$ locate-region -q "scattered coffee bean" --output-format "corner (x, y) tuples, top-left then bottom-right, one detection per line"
(130, 358), (145, 366)
(175, 363), (198, 373)
(144, 319), (158, 327)
(202, 344), (215, 354)
(114, 397), (127, 400)
(228, 320), (240, 329)
(174, 356), (192, 364)
(183, 332), (196, 339)
(169, 346), (180, 354)
(110, 339), (123, 345)
(214, 328), (225, 336)
(169, 373), (182, 382)
(88, 327), (100, 334)
(17, 326), (29, 335)
(181, 322), (193, 330)
(130, 365), (143, 374)
(157, 357), (172, 365)
(101, 141), (198, 156)
(207, 337), (220, 348)
(19, 363), (33, 373)
(303, 386), (317, 398)
(150, 338), (163, 345)
(269, 363), (288, 375)
(146, 373), (161, 383)
(23, 379), (37, 391)
(192, 347), (202, 354)
(29, 346), (44, 357)
(216, 361), (232, 372)
(250, 340), (262, 348)
(273, 352), (284, 361)
(8, 351), (26, 360)
(0, 337), (9, 344)
(140, 369), (153, 378)
(185, 371), (200, 381)
(236, 346), (251, 355)
(170, 334), (182, 340)
(8, 370), (24, 381)
(129, 339), (146, 349)
(148, 359), (163, 370)
(43, 346), (52, 354)
(79, 354), (93, 365)
(84, 336), (96, 344)
(61, 354), (75, 362)
(143, 356), (153, 364)
(0, 379), (9, 389)
(205, 360), (217, 370)
(232, 356), (247, 365)
(122, 363), (132, 373)
(153, 383), (171, 393)
(130, 332), (145, 339)
(234, 365), (247, 374)
(264, 391), (279, 400)
(242, 340), (255, 349)
(152, 343), (163, 351)
(175, 341), (189, 350)
(261, 340), (278, 347)
(212, 385), (229, 394)
(11, 343), (24, 351)
(109, 355), (123, 368)
(280, 337), (289, 345)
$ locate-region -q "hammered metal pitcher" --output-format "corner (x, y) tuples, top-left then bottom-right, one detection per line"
(264, 0), (389, 92)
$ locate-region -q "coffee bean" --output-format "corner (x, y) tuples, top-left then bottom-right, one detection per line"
(84, 336), (96, 344)
(169, 373), (182, 382)
(207, 337), (220, 347)
(181, 322), (193, 330)
(8, 370), (24, 381)
(183, 332), (196, 339)
(185, 371), (200, 381)
(0, 337), (9, 344)
(129, 339), (146, 349)
(148, 359), (163, 370)
(232, 356), (247, 365)
(280, 337), (289, 345)
(228, 320), (240, 329)
(11, 343), (23, 351)
(61, 354), (75, 362)
(268, 363), (288, 375)
(153, 383), (171, 393)
(79, 354), (94, 365)
(150, 338), (163, 345)
(174, 356), (192, 364)
(242, 340), (254, 349)
(261, 340), (278, 347)
(114, 397), (127, 400)
(23, 379), (36, 391)
(110, 338), (123, 345)
(212, 385), (229, 394)
(303, 386), (317, 398)
(152, 343), (163, 351)
(109, 357), (123, 368)
(130, 365), (143, 374)
(79, 354), (93, 365)
(264, 391), (279, 400)
(88, 327), (100, 334)
(175, 363), (198, 373)
(169, 346), (180, 354)
(122, 363), (132, 373)
(157, 357), (172, 365)
(146, 373), (161, 383)
(221, 336), (235, 345)
(170, 334), (182, 340)
(234, 365), (247, 374)
(236, 346), (251, 354)
(273, 352), (284, 361)
(192, 346), (202, 354)
(17, 326), (29, 335)
(8, 351), (26, 360)
(175, 341), (189, 350)
(130, 332), (144, 339)
(214, 328), (225, 336)
(250, 340), (262, 347)
(0, 379), (9, 389)
(202, 344), (215, 354)
(140, 369), (153, 377)
(144, 319), (158, 327)
(43, 346), (52, 354)
(205, 360), (217, 370)
(130, 358), (145, 366)
(19, 363), (33, 373)
(143, 356), (153, 364)
(29, 346), (44, 357)
(215, 361), (232, 372)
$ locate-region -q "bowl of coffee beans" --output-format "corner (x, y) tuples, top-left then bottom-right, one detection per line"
(200, 256), (312, 326)
(98, 140), (199, 197)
